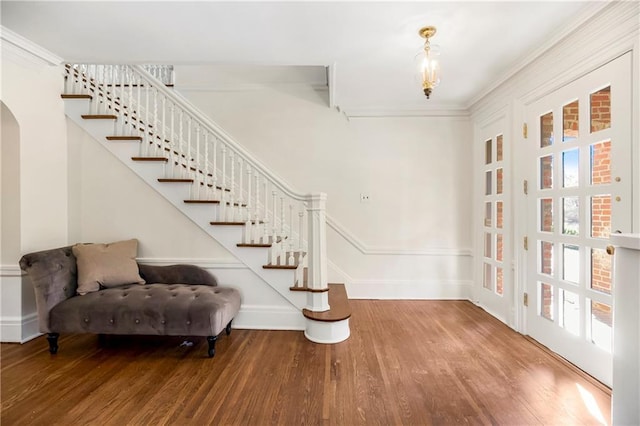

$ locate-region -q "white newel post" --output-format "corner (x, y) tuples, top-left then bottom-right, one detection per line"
(306, 192), (330, 312)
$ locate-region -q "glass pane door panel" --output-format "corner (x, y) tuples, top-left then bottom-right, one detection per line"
(560, 289), (580, 336)
(496, 201), (503, 229)
(496, 135), (503, 162)
(590, 300), (612, 351)
(496, 234), (503, 262)
(562, 244), (579, 283)
(484, 233), (492, 258)
(540, 155), (553, 189)
(538, 282), (554, 321)
(562, 197), (579, 236)
(590, 141), (611, 185)
(540, 112), (554, 147)
(485, 171), (492, 195)
(485, 139), (492, 164)
(540, 241), (554, 276)
(562, 149), (579, 188)
(483, 263), (492, 290)
(590, 86), (611, 133)
(484, 202), (492, 227)
(591, 195), (611, 238)
(591, 248), (612, 295)
(563, 100), (579, 142)
(496, 168), (503, 194)
(496, 267), (504, 296)
(540, 198), (553, 232)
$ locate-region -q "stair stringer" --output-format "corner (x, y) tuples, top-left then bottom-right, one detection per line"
(63, 98), (308, 312)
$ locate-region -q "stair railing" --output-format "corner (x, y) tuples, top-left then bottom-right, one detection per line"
(64, 64), (329, 301)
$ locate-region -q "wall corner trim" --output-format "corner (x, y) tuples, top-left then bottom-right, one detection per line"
(0, 25), (63, 66)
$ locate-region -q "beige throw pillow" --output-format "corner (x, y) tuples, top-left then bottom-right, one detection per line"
(72, 239), (145, 295)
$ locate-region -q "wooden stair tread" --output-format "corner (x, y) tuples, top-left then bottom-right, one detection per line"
(61, 94), (92, 99)
(184, 200), (220, 204)
(302, 284), (351, 322)
(237, 236), (283, 248)
(210, 221), (245, 226)
(132, 157), (168, 162)
(107, 136), (143, 141)
(263, 251), (303, 270)
(263, 264), (297, 270)
(81, 114), (117, 119)
(237, 243), (272, 248)
(289, 286), (328, 293)
(158, 178), (193, 183)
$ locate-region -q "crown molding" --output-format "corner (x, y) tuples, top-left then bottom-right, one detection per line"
(0, 25), (63, 66)
(470, 0), (639, 119)
(344, 106), (470, 118)
(466, 1), (612, 110)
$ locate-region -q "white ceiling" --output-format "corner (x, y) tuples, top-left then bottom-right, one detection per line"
(1, 1), (604, 114)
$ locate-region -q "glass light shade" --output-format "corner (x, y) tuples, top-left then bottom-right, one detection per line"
(415, 43), (440, 98)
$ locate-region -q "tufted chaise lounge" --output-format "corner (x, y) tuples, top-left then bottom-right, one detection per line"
(19, 245), (241, 358)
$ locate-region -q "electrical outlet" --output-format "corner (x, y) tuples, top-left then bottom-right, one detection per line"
(360, 193), (370, 203)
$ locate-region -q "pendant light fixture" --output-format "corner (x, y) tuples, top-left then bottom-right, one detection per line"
(418, 26), (440, 99)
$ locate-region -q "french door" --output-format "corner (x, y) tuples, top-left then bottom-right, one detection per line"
(524, 53), (632, 386)
(478, 116), (511, 323)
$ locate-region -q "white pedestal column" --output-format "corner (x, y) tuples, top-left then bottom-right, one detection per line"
(611, 233), (640, 426)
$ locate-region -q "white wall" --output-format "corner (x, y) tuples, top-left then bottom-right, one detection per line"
(1, 38), (68, 253)
(177, 81), (474, 298)
(0, 29), (67, 342)
(1, 102), (21, 265)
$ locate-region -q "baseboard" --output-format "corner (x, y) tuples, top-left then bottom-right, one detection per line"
(233, 304), (305, 331)
(0, 312), (41, 343)
(346, 280), (473, 300)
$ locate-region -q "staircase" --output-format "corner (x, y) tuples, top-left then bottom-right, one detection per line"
(61, 64), (350, 344)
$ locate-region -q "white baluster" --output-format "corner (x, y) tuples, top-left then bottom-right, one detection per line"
(287, 204), (295, 265)
(238, 157), (244, 221)
(229, 151), (235, 221)
(243, 165), (252, 243)
(178, 109), (184, 177)
(143, 79), (150, 156)
(195, 125), (201, 199)
(272, 191), (278, 241)
(262, 181), (269, 243)
(186, 116), (192, 183)
(253, 174), (260, 242)
(280, 197), (285, 238)
(220, 145), (227, 221)
(136, 71), (141, 130)
(120, 66), (127, 134)
(153, 88), (159, 155)
(298, 211), (305, 254)
(169, 103), (175, 176)
(204, 132), (211, 199)
(212, 137), (218, 200)
(128, 70), (134, 134)
(160, 96), (166, 157)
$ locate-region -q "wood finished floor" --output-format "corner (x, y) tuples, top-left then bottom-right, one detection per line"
(1, 301), (610, 425)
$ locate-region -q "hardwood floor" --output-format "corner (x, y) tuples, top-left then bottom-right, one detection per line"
(1, 301), (610, 425)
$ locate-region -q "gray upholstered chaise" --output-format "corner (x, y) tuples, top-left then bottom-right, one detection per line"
(19, 245), (241, 358)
